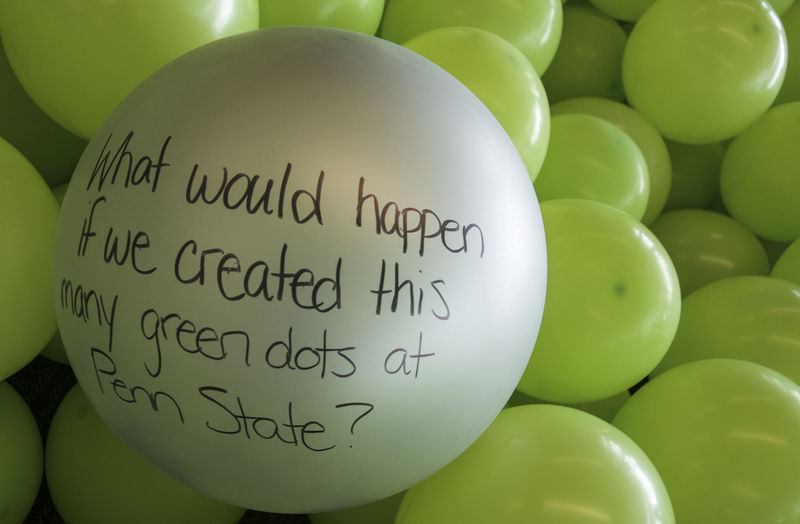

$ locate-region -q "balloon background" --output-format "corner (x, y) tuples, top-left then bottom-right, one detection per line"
(3, 0), (800, 523)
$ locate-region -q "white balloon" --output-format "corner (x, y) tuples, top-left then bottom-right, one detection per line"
(53, 27), (547, 513)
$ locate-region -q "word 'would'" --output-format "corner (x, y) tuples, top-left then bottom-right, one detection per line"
(186, 162), (324, 225)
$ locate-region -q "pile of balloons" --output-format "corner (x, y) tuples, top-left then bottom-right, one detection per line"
(2, 0), (800, 523)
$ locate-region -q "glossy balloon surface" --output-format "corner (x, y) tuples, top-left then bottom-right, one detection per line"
(0, 382), (42, 524)
(46, 385), (246, 524)
(614, 359), (800, 524)
(534, 113), (648, 219)
(775, 2), (800, 104)
(0, 0), (259, 138)
(652, 276), (800, 383)
(259, 0), (385, 34)
(396, 405), (675, 524)
(550, 96), (671, 225)
(542, 5), (627, 103)
(623, 0), (787, 143)
(380, 0), (563, 74)
(53, 27), (547, 513)
(404, 27), (550, 181)
(771, 238), (800, 286)
(0, 38), (86, 187)
(650, 209), (770, 296)
(720, 101), (800, 242)
(516, 199), (680, 403)
(0, 137), (59, 381)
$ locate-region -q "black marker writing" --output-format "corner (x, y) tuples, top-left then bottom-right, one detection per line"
(199, 386), (334, 452)
(356, 176), (485, 257)
(185, 162), (324, 225)
(86, 131), (170, 193)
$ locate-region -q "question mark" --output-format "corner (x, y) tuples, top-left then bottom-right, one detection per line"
(335, 402), (375, 448)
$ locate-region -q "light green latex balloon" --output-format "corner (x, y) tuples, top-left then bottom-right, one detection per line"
(0, 36), (86, 187)
(517, 199), (681, 403)
(622, 0), (787, 144)
(380, 0), (563, 74)
(662, 139), (724, 211)
(588, 0), (655, 21)
(404, 27), (550, 180)
(541, 5), (627, 103)
(720, 101), (800, 242)
(506, 388), (631, 423)
(309, 491), (404, 524)
(652, 276), (800, 383)
(772, 238), (800, 286)
(39, 183), (70, 365)
(614, 359), (800, 524)
(396, 404), (675, 524)
(650, 210), (770, 296)
(259, 0), (385, 35)
(534, 113), (648, 219)
(551, 96), (671, 225)
(46, 384), (246, 524)
(0, 0), (259, 139)
(0, 382), (42, 524)
(775, 2), (800, 104)
(0, 137), (59, 381)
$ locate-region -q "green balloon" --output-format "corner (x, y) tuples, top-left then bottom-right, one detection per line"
(259, 0), (385, 35)
(623, 0), (787, 144)
(46, 385), (246, 524)
(588, 0), (656, 21)
(396, 405), (675, 523)
(0, 137), (59, 381)
(534, 113), (649, 219)
(0, 382), (42, 524)
(772, 238), (800, 286)
(653, 276), (800, 383)
(720, 101), (800, 242)
(380, 0), (563, 74)
(662, 139), (724, 212)
(614, 359), (800, 524)
(404, 27), (550, 180)
(516, 199), (681, 403)
(0, 37), (86, 187)
(309, 491), (405, 524)
(650, 209), (770, 297)
(775, 2), (800, 104)
(0, 0), (259, 138)
(551, 96), (672, 225)
(541, 5), (627, 103)
(39, 183), (70, 365)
